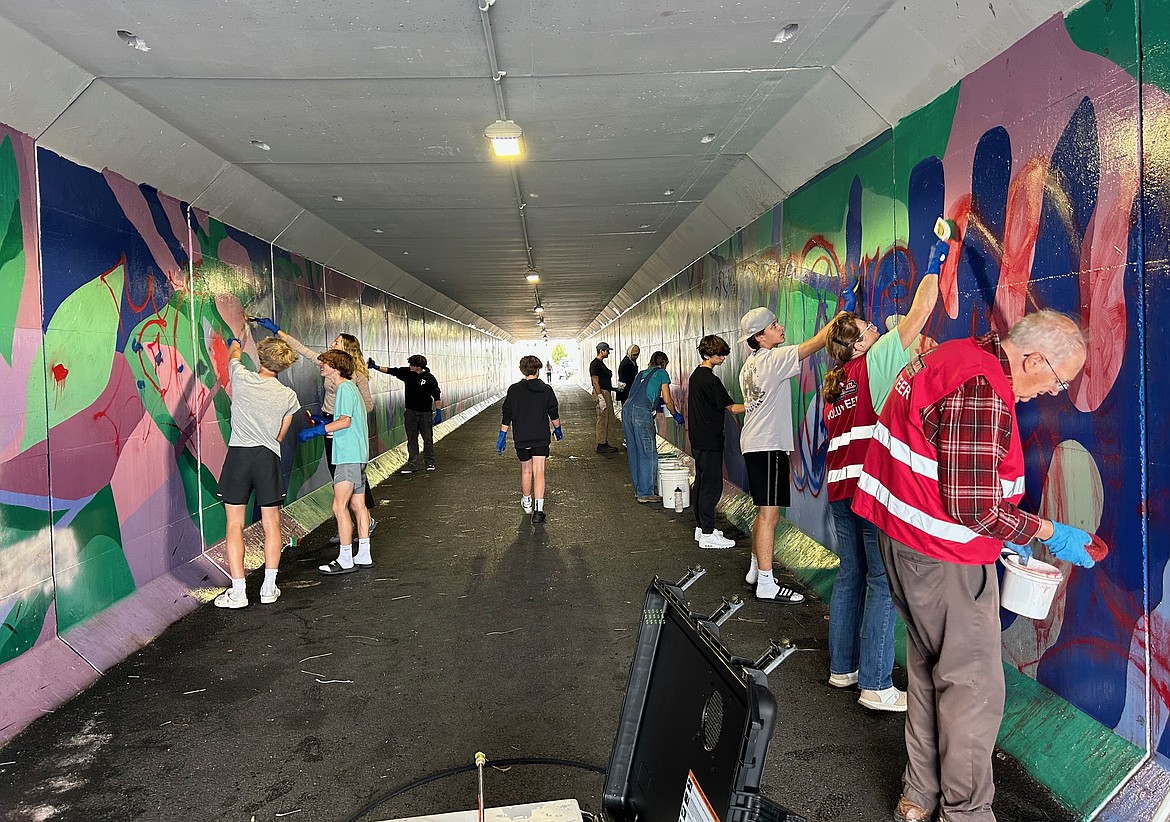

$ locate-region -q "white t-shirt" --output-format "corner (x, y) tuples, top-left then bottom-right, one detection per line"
(228, 360), (301, 454)
(738, 345), (801, 453)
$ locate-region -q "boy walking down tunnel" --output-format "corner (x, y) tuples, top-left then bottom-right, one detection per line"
(497, 355), (562, 524)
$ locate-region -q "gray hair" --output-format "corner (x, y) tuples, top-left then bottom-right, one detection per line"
(1005, 310), (1086, 364)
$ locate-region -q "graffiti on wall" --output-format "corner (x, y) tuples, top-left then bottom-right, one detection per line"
(594, 4), (1169, 763)
(0, 140), (508, 672)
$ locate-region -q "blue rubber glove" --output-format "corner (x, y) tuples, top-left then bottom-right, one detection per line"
(925, 239), (950, 275)
(367, 357), (380, 370)
(308, 413), (330, 426)
(1003, 541), (1033, 566)
(225, 336), (241, 349)
(1040, 522), (1095, 568)
(671, 411), (684, 425)
(553, 425), (563, 441)
(495, 431), (507, 455)
(840, 273), (860, 313)
(297, 423), (327, 443)
(252, 317), (281, 335)
(433, 409), (442, 425)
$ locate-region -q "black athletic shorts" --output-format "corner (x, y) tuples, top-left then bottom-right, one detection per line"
(515, 442), (550, 462)
(216, 445), (286, 507)
(743, 450), (791, 507)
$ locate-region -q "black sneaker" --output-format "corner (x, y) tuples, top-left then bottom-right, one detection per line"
(426, 464), (436, 472)
(532, 510), (546, 524)
(399, 466), (416, 475)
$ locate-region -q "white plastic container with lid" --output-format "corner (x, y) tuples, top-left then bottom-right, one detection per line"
(1000, 553), (1063, 619)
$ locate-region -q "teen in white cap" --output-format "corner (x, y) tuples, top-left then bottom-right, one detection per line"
(738, 306), (834, 603)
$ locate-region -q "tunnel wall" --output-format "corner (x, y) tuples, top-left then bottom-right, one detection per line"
(0, 123), (510, 739)
(582, 3), (1167, 816)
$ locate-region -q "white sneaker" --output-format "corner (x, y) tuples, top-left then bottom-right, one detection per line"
(828, 670), (859, 688)
(214, 590), (248, 609)
(694, 527), (727, 542)
(754, 580), (805, 603)
(521, 498), (534, 514)
(259, 586), (281, 605)
(745, 562), (759, 587)
(698, 532), (736, 550)
(858, 686), (907, 712)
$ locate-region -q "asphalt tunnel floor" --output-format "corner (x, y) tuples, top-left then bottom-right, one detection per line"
(0, 387), (1077, 822)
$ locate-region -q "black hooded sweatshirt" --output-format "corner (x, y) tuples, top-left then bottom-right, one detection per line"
(501, 378), (560, 446)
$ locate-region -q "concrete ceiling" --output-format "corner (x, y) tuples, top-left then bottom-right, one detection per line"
(0, 0), (1075, 341)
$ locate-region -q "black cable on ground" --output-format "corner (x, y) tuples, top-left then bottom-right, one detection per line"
(344, 756), (607, 822)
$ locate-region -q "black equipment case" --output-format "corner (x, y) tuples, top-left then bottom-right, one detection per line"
(601, 578), (805, 822)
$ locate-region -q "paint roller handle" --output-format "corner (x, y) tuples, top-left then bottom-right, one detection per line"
(1040, 522), (1095, 568)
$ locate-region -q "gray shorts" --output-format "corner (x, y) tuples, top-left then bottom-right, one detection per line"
(334, 462), (368, 493)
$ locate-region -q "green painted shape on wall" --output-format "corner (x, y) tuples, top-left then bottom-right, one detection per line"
(179, 448), (226, 546)
(0, 587), (51, 665)
(1001, 668), (1145, 815)
(53, 486), (135, 633)
(23, 264), (125, 452)
(719, 490), (1143, 818)
(1065, 0), (1141, 80)
(0, 134), (26, 365)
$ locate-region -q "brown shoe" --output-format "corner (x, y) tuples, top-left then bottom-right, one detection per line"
(893, 796), (932, 822)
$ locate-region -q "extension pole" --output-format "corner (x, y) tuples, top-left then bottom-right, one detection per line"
(475, 751), (487, 822)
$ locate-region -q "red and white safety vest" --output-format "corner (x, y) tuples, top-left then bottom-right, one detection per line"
(824, 356), (878, 502)
(851, 338), (1026, 564)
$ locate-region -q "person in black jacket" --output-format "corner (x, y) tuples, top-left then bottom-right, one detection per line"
(615, 345), (640, 404)
(368, 354), (443, 473)
(497, 356), (562, 524)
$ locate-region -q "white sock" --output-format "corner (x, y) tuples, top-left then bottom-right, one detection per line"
(261, 569), (278, 592)
(337, 544), (354, 568)
(750, 555), (760, 573)
(535, 498), (544, 511)
(757, 569), (774, 586)
(522, 495), (532, 506)
(231, 578), (246, 597)
(355, 538), (372, 564)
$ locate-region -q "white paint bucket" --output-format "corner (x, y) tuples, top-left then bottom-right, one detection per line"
(1000, 553), (1063, 619)
(660, 467), (691, 510)
(656, 458), (681, 494)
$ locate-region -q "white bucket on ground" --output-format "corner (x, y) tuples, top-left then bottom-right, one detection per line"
(660, 467), (691, 510)
(1000, 553), (1063, 619)
(656, 458), (681, 495)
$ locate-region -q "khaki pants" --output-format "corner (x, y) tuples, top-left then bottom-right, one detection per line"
(595, 391), (619, 445)
(878, 531), (1004, 822)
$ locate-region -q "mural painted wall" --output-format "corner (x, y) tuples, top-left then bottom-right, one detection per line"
(585, 0), (1170, 783)
(0, 128), (509, 674)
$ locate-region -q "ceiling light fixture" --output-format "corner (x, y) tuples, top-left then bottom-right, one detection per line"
(639, 224), (651, 229)
(700, 133), (717, 144)
(372, 228), (384, 234)
(773, 23), (799, 43)
(663, 189), (675, 196)
(485, 119), (524, 157)
(537, 320), (546, 327)
(534, 305), (544, 314)
(117, 30), (150, 52)
(331, 195), (344, 202)
(250, 140), (271, 151)
(526, 273), (540, 283)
